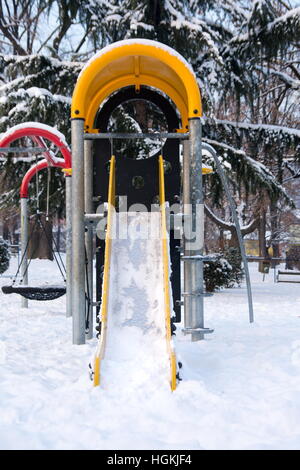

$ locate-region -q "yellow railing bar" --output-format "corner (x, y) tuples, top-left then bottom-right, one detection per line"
(93, 155), (116, 387)
(158, 155), (177, 391)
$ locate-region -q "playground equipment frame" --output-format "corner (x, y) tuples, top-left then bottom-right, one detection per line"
(0, 124), (72, 313)
(0, 41), (254, 348)
(70, 39), (208, 344)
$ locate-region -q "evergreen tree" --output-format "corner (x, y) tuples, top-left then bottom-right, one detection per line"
(0, 0), (299, 249)
(0, 54), (81, 212)
(0, 238), (10, 274)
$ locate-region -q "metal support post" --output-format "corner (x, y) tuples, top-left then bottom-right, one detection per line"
(71, 119), (86, 345)
(184, 118), (206, 341)
(84, 139), (94, 340)
(20, 197), (28, 308)
(182, 139), (192, 332)
(202, 142), (254, 323)
(65, 174), (72, 318)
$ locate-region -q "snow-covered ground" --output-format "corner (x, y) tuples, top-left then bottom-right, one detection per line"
(1, 255), (300, 450)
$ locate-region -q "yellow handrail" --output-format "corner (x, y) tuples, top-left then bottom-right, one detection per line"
(93, 155), (116, 387)
(158, 155), (177, 391)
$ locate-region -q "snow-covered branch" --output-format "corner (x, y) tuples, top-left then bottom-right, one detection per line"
(204, 203), (259, 235)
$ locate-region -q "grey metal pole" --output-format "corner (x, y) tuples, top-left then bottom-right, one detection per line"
(182, 139), (192, 332)
(0, 147), (47, 153)
(71, 119), (86, 345)
(20, 197), (28, 308)
(65, 174), (72, 318)
(84, 132), (188, 140)
(202, 142), (254, 323)
(186, 118), (205, 341)
(84, 139), (94, 340)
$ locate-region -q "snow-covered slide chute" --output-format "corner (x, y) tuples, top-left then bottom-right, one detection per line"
(92, 154), (177, 391)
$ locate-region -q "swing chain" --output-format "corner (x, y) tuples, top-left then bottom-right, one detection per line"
(84, 247), (92, 334)
(35, 155), (40, 214)
(46, 166), (51, 221)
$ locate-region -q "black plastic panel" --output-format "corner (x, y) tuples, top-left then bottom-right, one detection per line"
(93, 87), (181, 322)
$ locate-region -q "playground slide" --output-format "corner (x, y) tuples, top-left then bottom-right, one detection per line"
(93, 156), (177, 391)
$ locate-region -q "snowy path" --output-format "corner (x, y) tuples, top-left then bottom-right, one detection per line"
(1, 255), (300, 449)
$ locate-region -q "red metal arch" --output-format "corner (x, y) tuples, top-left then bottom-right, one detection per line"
(20, 158), (65, 198)
(0, 123), (71, 168)
(0, 123), (72, 199)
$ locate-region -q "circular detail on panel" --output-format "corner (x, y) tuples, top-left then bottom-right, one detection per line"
(132, 176), (145, 190)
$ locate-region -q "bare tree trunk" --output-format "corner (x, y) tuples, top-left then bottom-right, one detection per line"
(270, 201), (280, 258)
(219, 228), (225, 250)
(258, 208), (267, 258)
(229, 229), (239, 248)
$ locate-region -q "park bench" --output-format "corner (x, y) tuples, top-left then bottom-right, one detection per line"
(276, 270), (300, 283)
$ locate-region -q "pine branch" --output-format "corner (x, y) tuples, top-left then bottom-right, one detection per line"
(227, 6), (300, 60)
(202, 136), (295, 206)
(208, 118), (300, 140)
(256, 65), (300, 90)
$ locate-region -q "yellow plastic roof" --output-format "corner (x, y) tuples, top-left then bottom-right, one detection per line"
(71, 39), (202, 131)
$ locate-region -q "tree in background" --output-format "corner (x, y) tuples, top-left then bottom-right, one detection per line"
(0, 0), (299, 254)
(0, 237), (10, 274)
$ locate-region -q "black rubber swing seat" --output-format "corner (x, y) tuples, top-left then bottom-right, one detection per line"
(1, 285), (66, 301)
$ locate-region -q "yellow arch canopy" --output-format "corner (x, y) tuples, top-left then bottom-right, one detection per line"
(71, 39), (202, 131)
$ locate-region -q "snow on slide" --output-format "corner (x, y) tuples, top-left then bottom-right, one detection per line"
(99, 211), (171, 390)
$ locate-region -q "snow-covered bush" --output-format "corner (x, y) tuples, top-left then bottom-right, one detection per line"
(223, 246), (244, 287)
(204, 248), (244, 292)
(286, 245), (300, 270)
(204, 254), (232, 292)
(0, 238), (10, 274)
